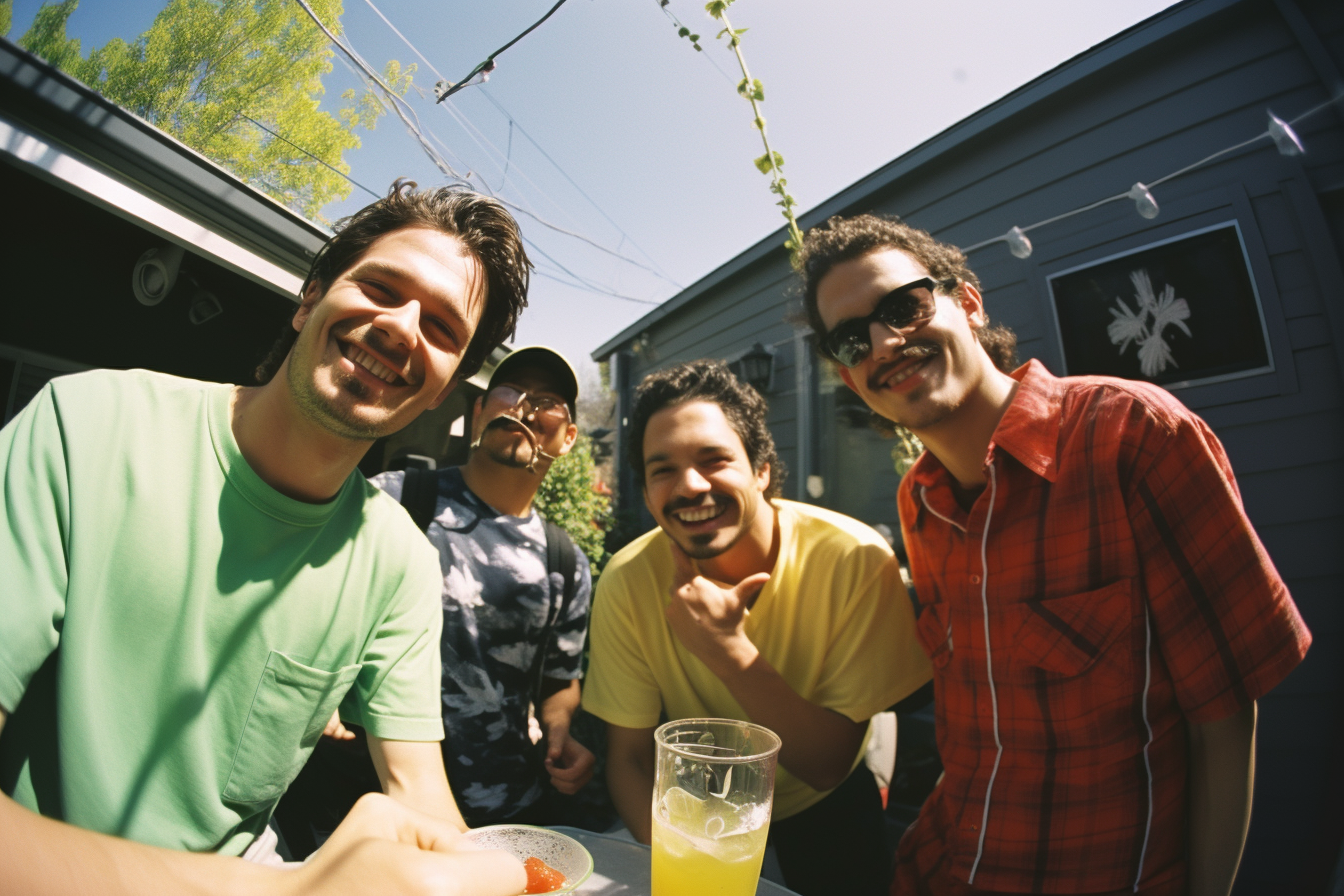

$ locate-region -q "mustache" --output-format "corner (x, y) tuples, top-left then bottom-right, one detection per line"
(483, 413), (538, 439)
(868, 343), (940, 390)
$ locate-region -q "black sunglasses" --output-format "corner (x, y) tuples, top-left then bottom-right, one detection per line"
(821, 277), (957, 368)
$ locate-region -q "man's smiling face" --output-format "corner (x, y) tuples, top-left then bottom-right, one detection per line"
(286, 225), (487, 440)
(642, 400), (771, 561)
(816, 246), (990, 432)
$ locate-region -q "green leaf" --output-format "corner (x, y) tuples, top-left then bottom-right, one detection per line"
(689, 33), (699, 42)
(678, 26), (689, 37)
(16, 0), (407, 223)
(753, 115), (766, 130)
(754, 150), (784, 174)
(750, 79), (764, 101)
(736, 76), (750, 97)
(705, 1), (729, 18)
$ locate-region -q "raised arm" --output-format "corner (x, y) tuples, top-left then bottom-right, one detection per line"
(605, 723), (658, 844)
(0, 709), (521, 896)
(367, 735), (467, 831)
(665, 545), (867, 791)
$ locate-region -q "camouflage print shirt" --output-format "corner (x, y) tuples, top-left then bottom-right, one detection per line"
(372, 467), (591, 824)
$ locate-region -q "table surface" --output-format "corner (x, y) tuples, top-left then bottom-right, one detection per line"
(551, 827), (797, 896)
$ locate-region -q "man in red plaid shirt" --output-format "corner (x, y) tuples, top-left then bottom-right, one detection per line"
(798, 214), (1311, 896)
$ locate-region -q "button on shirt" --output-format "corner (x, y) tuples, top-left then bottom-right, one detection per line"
(897, 360), (1310, 893)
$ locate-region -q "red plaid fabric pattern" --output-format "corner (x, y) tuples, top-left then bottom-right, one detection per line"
(894, 360), (1310, 894)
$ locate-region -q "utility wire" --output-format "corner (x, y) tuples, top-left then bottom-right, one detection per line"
(297, 0), (665, 304)
(239, 115), (381, 199)
(293, 0), (462, 180)
(357, 0), (683, 288)
(437, 0), (571, 103)
(478, 88), (683, 287)
(655, 0), (738, 87)
(523, 237), (660, 305)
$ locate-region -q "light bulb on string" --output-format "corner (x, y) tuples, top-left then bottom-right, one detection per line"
(1267, 110), (1304, 156)
(1006, 226), (1033, 259)
(1128, 182), (1159, 219)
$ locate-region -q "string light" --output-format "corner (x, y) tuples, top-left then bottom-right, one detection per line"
(1128, 182), (1160, 219)
(962, 98), (1339, 260)
(1006, 226), (1033, 259)
(1267, 110), (1304, 156)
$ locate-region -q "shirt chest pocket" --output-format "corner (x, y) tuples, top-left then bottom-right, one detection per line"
(1010, 579), (1136, 686)
(222, 650), (361, 806)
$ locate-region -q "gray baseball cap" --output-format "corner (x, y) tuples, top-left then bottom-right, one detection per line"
(485, 345), (579, 416)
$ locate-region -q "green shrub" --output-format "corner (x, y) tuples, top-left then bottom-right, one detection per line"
(534, 434), (613, 574)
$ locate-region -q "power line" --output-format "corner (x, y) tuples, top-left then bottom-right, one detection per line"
(477, 88), (683, 287)
(296, 0), (664, 303)
(356, 0), (683, 288)
(523, 237), (660, 305)
(436, 0), (572, 103)
(239, 115), (380, 199)
(655, 0), (738, 87)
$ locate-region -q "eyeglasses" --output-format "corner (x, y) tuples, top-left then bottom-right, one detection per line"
(821, 277), (957, 368)
(485, 384), (571, 423)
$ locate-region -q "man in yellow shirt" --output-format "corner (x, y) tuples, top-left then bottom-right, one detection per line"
(582, 360), (931, 896)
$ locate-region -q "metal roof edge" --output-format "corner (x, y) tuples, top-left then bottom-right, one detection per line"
(591, 0), (1241, 362)
(0, 37), (330, 283)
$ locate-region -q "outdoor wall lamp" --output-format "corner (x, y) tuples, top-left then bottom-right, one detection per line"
(132, 245), (184, 306)
(738, 342), (776, 393)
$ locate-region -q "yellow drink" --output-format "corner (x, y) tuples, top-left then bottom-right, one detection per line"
(651, 787), (769, 896)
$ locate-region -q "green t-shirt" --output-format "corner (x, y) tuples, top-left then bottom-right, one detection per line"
(0, 369), (444, 855)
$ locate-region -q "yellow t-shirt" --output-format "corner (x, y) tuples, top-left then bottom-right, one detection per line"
(582, 499), (931, 819)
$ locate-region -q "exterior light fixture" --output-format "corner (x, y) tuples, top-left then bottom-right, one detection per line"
(132, 245), (184, 306)
(1128, 182), (1160, 219)
(1267, 110), (1304, 156)
(737, 342), (775, 393)
(1006, 226), (1033, 259)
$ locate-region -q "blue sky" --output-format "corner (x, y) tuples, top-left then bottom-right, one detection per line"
(8, 0), (1177, 374)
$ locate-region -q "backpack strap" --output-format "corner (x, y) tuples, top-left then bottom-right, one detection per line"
(400, 467), (439, 532)
(532, 519), (579, 705)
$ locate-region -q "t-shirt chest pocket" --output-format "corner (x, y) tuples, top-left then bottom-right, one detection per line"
(222, 650), (361, 806)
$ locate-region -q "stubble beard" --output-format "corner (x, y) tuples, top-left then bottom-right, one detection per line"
(869, 344), (967, 433)
(287, 347), (390, 441)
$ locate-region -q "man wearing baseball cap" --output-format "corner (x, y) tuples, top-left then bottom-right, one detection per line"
(372, 345), (596, 827)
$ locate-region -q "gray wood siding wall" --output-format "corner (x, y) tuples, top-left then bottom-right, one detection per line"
(616, 0), (1343, 889)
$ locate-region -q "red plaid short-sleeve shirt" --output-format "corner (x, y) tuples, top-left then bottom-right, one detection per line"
(896, 360), (1310, 893)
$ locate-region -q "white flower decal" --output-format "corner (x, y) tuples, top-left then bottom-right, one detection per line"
(1107, 268), (1192, 377)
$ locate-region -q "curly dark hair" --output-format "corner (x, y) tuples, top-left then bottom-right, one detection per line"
(797, 213), (1017, 373)
(255, 178), (531, 384)
(629, 360), (785, 500)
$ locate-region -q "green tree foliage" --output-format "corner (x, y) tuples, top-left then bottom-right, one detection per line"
(0, 2), (13, 40)
(534, 435), (613, 574)
(17, 0), (409, 220)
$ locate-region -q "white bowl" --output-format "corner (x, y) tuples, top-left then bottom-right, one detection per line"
(464, 824), (594, 894)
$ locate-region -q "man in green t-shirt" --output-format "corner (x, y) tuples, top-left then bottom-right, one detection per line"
(0, 181), (532, 896)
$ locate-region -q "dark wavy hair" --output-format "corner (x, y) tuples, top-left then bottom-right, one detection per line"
(797, 213), (1017, 373)
(629, 360), (785, 500)
(255, 179), (531, 384)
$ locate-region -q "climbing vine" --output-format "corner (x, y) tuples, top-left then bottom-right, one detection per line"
(666, 0), (804, 266)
